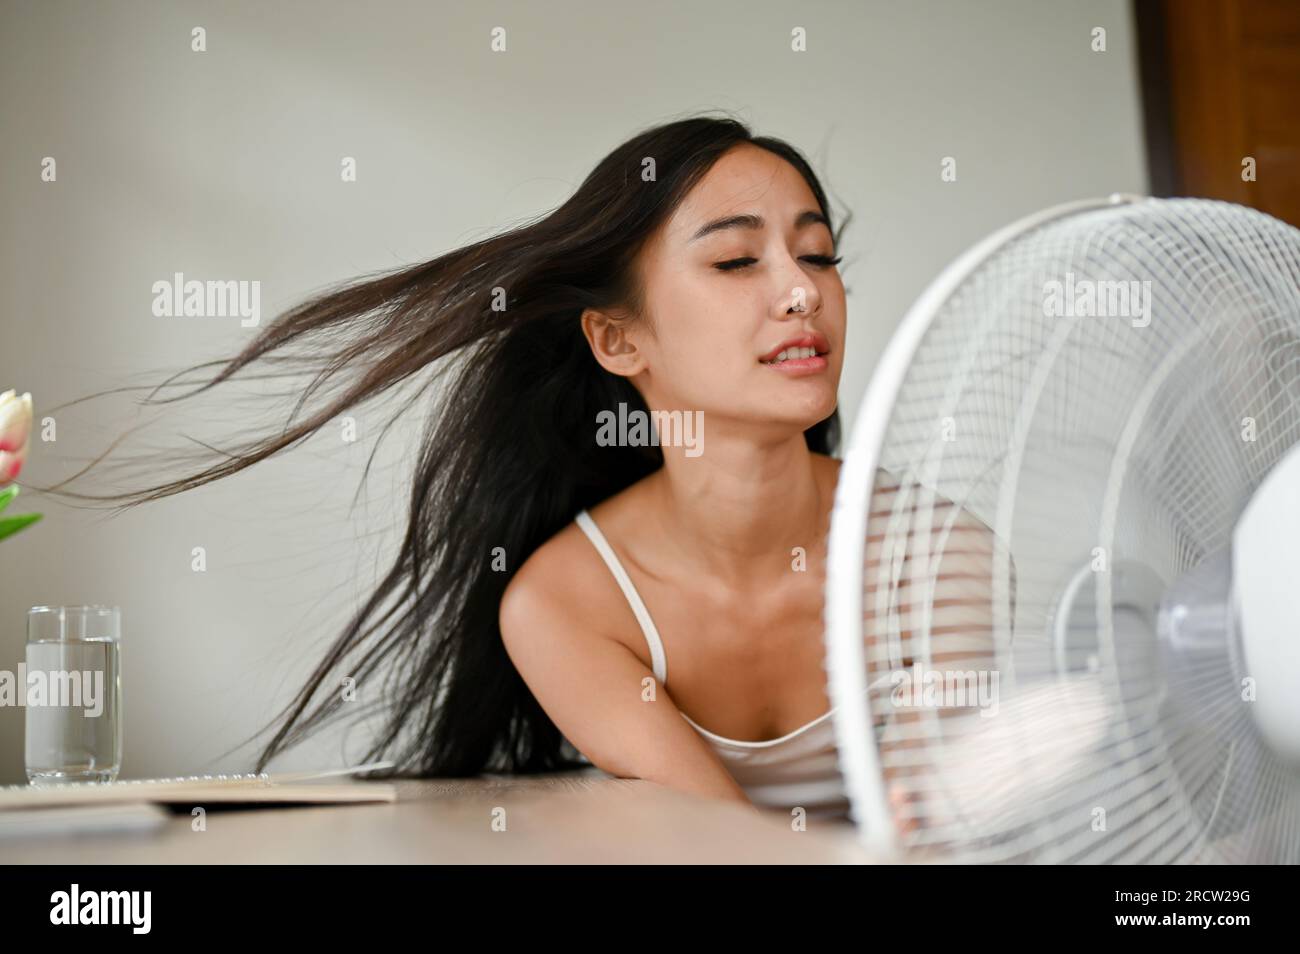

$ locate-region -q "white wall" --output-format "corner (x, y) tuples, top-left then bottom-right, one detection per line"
(0, 0), (1148, 783)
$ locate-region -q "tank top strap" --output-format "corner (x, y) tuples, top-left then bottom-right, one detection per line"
(574, 508), (668, 685)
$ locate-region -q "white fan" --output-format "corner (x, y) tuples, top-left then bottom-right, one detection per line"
(826, 194), (1300, 863)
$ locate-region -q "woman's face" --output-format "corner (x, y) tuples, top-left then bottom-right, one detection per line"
(620, 143), (847, 441)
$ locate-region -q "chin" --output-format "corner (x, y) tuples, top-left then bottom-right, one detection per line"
(784, 382), (838, 419)
(762, 391), (837, 433)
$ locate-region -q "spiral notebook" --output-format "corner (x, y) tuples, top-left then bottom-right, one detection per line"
(0, 764), (398, 812)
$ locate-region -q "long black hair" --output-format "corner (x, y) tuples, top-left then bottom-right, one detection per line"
(33, 112), (849, 779)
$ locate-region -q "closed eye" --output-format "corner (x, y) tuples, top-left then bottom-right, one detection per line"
(714, 255), (843, 271)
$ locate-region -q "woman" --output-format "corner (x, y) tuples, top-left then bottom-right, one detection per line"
(43, 114), (859, 821)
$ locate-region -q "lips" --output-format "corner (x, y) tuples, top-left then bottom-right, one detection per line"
(759, 332), (830, 364)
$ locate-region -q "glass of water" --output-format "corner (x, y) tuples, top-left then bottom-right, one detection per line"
(25, 605), (123, 784)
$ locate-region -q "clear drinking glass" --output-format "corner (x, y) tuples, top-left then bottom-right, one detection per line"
(24, 605), (123, 784)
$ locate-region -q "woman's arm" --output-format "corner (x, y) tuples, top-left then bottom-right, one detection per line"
(499, 554), (757, 811)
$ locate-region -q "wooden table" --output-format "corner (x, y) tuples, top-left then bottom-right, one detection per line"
(0, 769), (877, 863)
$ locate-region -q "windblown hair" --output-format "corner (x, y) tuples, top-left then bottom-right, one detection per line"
(35, 113), (848, 779)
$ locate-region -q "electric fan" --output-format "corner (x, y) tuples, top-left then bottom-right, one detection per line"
(825, 194), (1300, 863)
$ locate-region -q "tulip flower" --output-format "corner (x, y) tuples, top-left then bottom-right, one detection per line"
(0, 389), (32, 484)
(0, 389), (42, 541)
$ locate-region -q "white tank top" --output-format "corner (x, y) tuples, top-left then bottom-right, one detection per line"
(574, 507), (856, 823)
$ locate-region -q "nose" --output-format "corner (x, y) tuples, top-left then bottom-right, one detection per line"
(771, 254), (823, 321)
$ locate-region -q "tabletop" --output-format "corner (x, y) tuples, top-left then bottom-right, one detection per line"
(0, 768), (878, 864)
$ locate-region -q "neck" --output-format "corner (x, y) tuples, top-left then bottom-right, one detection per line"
(650, 429), (825, 586)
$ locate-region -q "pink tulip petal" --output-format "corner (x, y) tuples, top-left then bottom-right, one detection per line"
(0, 453), (20, 483)
(0, 426), (29, 452)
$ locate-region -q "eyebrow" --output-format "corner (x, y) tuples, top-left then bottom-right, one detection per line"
(688, 209), (830, 243)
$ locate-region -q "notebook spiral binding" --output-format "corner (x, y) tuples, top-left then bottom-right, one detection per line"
(5, 761), (393, 793)
(9, 773), (273, 792)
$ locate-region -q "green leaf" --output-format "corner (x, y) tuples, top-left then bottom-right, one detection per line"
(0, 484), (17, 513)
(0, 512), (42, 541)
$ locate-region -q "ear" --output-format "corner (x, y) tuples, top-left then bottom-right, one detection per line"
(580, 307), (647, 378)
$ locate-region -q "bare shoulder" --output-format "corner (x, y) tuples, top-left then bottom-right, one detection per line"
(498, 479), (653, 650)
(499, 520), (591, 644)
